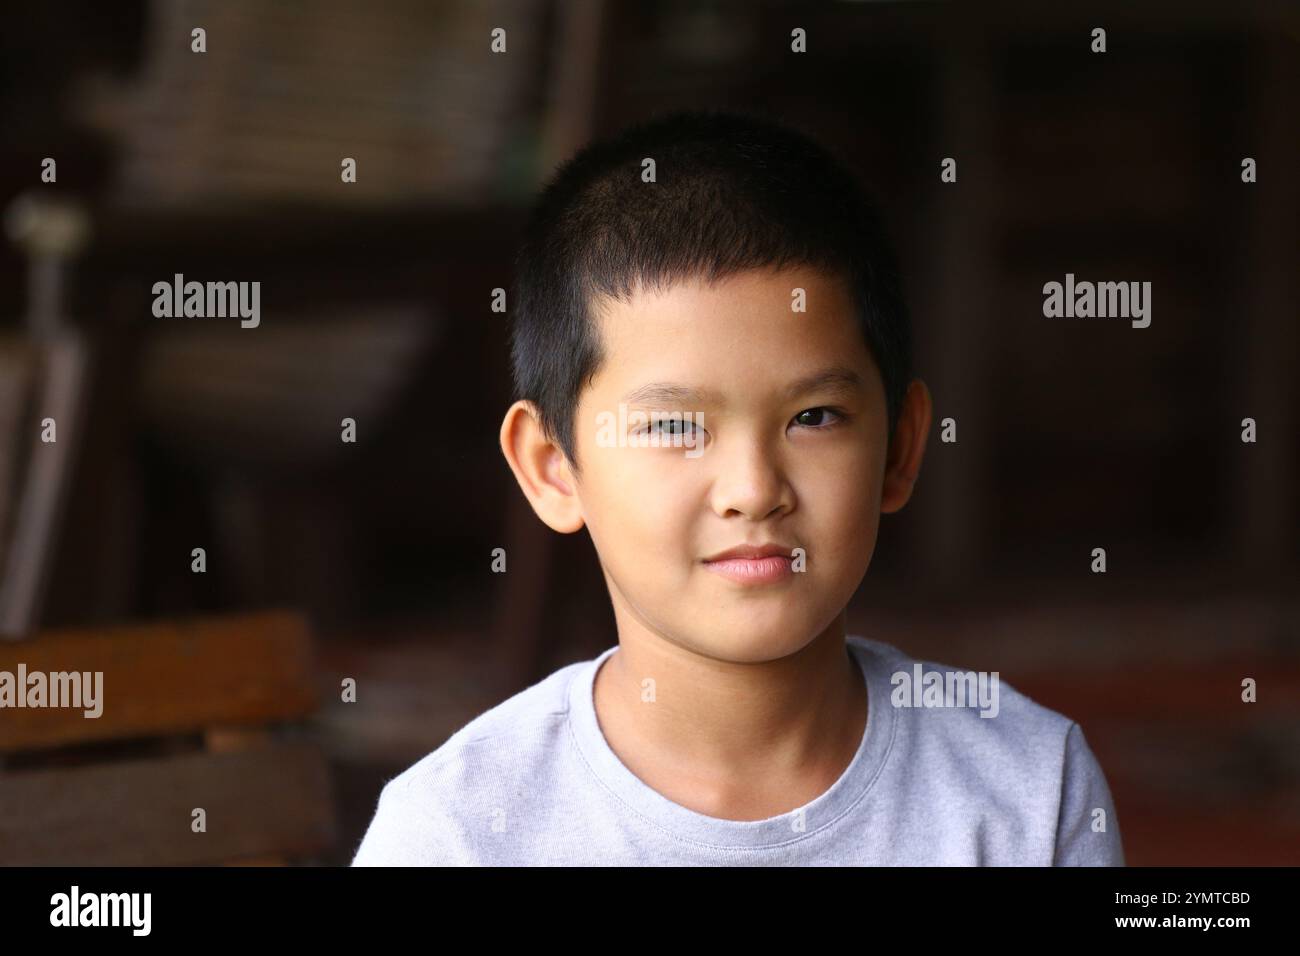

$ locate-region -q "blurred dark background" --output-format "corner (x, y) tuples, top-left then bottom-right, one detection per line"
(0, 0), (1296, 865)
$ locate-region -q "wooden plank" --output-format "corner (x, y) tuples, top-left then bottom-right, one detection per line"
(0, 740), (336, 866)
(0, 609), (317, 753)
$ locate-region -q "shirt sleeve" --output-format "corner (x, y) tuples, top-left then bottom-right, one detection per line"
(350, 777), (469, 866)
(1052, 721), (1126, 866)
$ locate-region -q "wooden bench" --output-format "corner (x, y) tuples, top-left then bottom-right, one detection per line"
(0, 609), (337, 865)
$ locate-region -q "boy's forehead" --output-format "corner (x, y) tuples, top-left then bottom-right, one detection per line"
(593, 266), (852, 343)
(609, 264), (846, 308)
(585, 266), (873, 397)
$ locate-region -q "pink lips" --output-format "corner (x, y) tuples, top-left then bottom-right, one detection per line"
(703, 554), (794, 584)
(701, 544), (798, 585)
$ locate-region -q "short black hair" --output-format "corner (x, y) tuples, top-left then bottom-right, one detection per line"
(508, 108), (912, 474)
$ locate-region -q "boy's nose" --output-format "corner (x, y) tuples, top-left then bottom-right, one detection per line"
(706, 439), (794, 520)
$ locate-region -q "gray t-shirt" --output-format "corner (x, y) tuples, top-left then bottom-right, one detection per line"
(351, 634), (1125, 865)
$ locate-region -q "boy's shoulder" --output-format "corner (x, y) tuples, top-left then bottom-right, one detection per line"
(851, 633), (1074, 724)
(852, 634), (1076, 749)
(351, 651), (595, 864)
(848, 633), (1083, 779)
(383, 651), (589, 790)
(850, 635), (1122, 865)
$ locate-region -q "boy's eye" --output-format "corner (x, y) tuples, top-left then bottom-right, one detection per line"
(648, 418), (697, 434)
(792, 407), (844, 429)
(631, 417), (702, 439)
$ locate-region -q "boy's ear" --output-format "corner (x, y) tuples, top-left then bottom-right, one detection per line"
(880, 379), (932, 514)
(499, 400), (586, 533)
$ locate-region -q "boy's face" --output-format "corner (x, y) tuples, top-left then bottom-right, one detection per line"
(506, 264), (927, 665)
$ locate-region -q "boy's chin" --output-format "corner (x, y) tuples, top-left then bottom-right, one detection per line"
(677, 619), (823, 663)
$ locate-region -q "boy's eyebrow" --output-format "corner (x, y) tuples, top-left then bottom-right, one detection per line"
(621, 365), (864, 407)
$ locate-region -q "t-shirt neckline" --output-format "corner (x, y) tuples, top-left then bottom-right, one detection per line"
(566, 634), (896, 851)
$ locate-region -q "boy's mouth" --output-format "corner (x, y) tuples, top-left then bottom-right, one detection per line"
(701, 543), (798, 585)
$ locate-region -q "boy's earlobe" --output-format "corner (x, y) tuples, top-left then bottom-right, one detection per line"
(880, 379), (932, 514)
(499, 401), (586, 533)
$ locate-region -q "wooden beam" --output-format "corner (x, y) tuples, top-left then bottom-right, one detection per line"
(0, 740), (336, 866)
(0, 609), (317, 753)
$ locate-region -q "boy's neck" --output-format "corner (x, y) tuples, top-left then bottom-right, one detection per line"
(591, 615), (868, 821)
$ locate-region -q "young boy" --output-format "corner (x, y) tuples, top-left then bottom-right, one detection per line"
(352, 109), (1125, 866)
